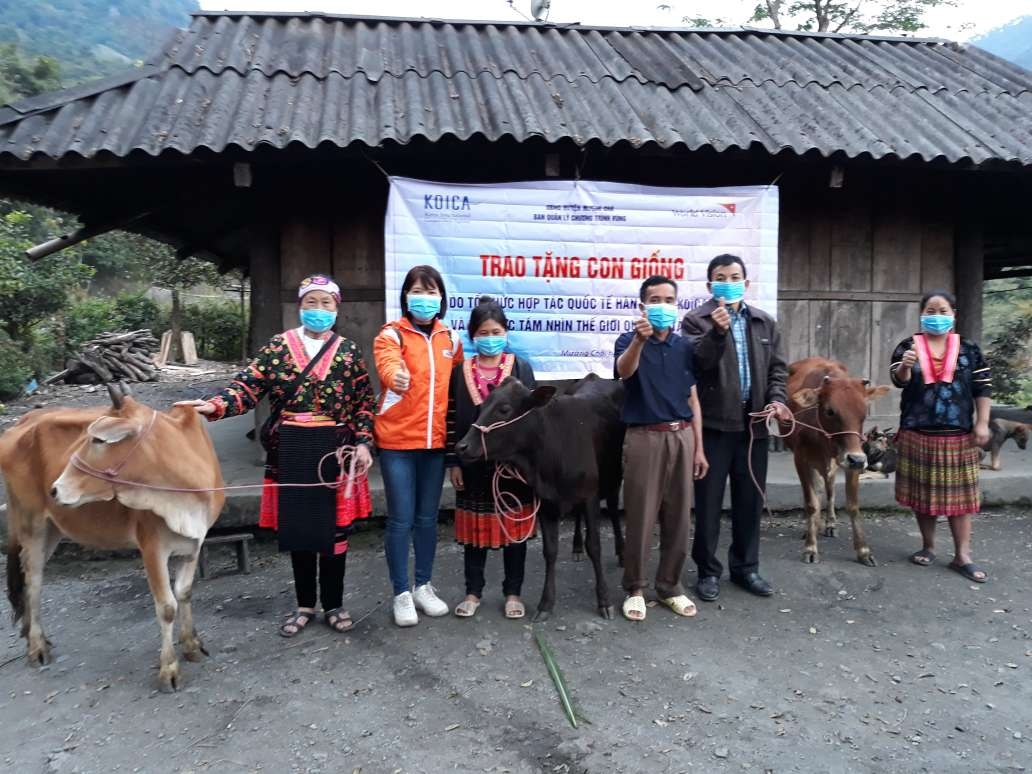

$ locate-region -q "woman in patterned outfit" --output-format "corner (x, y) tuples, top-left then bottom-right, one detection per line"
(890, 290), (992, 583)
(446, 298), (537, 619)
(178, 274), (375, 635)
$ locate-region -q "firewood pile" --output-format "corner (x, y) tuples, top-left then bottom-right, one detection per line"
(50, 330), (161, 385)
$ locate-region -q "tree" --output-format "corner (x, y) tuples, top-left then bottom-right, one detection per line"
(0, 207), (93, 347)
(986, 303), (1032, 405)
(0, 43), (61, 103)
(750, 1), (955, 35)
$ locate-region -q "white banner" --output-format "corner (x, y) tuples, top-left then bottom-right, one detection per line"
(385, 178), (779, 380)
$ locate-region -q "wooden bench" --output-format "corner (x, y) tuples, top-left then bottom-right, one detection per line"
(198, 533), (254, 580)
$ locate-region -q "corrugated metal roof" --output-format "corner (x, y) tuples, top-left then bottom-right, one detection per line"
(1, 12), (1030, 166)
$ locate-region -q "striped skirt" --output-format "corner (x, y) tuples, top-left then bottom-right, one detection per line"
(895, 429), (981, 517)
(454, 462), (536, 549)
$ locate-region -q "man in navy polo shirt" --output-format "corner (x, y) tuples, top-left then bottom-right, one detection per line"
(614, 275), (709, 622)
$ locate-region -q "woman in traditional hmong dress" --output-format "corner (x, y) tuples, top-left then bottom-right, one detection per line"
(890, 289), (992, 583)
(178, 274), (374, 635)
(446, 298), (537, 619)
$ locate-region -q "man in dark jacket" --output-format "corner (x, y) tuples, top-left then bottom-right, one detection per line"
(681, 254), (789, 601)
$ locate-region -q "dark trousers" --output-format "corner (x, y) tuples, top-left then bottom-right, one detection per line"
(621, 426), (695, 598)
(464, 543), (527, 597)
(291, 550), (347, 610)
(692, 428), (768, 579)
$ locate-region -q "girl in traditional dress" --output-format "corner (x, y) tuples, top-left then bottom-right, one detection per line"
(890, 290), (992, 583)
(178, 274), (374, 636)
(446, 297), (537, 619)
(373, 266), (462, 627)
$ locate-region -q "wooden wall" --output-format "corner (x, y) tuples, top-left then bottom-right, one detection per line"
(777, 171), (958, 424)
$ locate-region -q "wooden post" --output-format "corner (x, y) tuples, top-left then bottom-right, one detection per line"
(249, 222), (282, 464)
(954, 217), (984, 343)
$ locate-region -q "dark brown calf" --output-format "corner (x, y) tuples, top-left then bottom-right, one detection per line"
(783, 358), (889, 566)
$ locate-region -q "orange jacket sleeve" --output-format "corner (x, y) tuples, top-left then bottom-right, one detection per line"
(373, 326), (403, 389)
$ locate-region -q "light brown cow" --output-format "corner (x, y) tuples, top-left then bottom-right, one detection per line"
(782, 358), (890, 566)
(1, 385), (224, 691)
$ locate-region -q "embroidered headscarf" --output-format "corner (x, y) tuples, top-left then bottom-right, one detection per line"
(298, 274), (341, 302)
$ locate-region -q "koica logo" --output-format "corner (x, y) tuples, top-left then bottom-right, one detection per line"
(423, 192), (472, 219)
(671, 202), (737, 218)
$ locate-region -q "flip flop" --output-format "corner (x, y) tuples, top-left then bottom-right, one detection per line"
(454, 598), (480, 618)
(278, 609), (314, 638)
(949, 561), (988, 583)
(659, 595), (698, 618)
(504, 599), (525, 619)
(622, 595), (646, 622)
(909, 549), (936, 567)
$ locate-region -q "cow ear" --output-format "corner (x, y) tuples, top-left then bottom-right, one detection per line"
(865, 385), (891, 401)
(792, 388), (819, 409)
(86, 416), (138, 444)
(528, 385), (557, 408)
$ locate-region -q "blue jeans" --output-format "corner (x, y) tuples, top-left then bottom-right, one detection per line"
(380, 449), (446, 596)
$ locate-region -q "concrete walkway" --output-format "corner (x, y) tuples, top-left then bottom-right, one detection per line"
(211, 415), (1032, 529)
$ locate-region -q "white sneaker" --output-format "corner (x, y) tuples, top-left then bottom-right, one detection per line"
(413, 583), (449, 617)
(393, 591), (418, 627)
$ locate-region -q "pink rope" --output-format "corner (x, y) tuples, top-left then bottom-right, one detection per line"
(746, 401), (865, 516)
(70, 444), (370, 495)
(471, 408), (540, 542)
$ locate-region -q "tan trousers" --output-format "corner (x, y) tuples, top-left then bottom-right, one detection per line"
(621, 426), (695, 598)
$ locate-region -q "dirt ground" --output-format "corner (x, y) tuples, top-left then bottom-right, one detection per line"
(1, 510), (1030, 774)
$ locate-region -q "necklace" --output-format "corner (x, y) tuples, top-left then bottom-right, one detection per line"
(472, 355), (507, 397)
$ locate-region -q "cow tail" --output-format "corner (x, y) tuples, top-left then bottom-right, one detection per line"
(6, 532), (25, 626)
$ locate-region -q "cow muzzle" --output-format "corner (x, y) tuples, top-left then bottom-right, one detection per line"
(50, 470), (112, 507)
(844, 452), (867, 470)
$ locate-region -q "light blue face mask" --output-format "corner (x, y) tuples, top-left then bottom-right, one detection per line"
(920, 314), (955, 335)
(710, 280), (746, 304)
(644, 303), (679, 331)
(407, 294), (442, 322)
(474, 335), (507, 356)
(299, 308), (336, 333)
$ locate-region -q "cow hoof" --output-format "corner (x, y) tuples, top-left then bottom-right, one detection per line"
(27, 642), (53, 667)
(802, 551), (819, 564)
(181, 635), (208, 661)
(599, 605), (614, 620)
(572, 552), (584, 563)
(824, 526), (837, 538)
(859, 554), (878, 567)
(532, 609), (552, 623)
(158, 665), (180, 693)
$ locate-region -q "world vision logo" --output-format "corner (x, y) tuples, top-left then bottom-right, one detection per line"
(423, 192), (473, 220)
(671, 202), (737, 219)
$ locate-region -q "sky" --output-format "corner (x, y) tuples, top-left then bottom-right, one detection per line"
(198, 0), (1031, 41)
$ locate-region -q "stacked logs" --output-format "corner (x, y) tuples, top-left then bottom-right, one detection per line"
(53, 330), (161, 385)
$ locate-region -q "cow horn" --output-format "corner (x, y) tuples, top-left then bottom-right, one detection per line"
(862, 378), (871, 386)
(107, 382), (124, 409)
(119, 380), (132, 397)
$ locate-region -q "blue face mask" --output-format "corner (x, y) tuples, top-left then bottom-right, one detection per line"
(407, 294), (441, 322)
(474, 335), (507, 356)
(299, 308), (336, 333)
(920, 314), (955, 335)
(711, 280), (746, 304)
(644, 303), (679, 331)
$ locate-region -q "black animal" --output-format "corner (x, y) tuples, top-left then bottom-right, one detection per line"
(563, 375), (625, 566)
(862, 426), (897, 476)
(455, 374), (625, 620)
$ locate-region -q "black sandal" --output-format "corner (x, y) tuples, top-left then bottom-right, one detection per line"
(279, 609), (315, 638)
(325, 607), (353, 633)
(949, 561), (988, 583)
(909, 549), (936, 566)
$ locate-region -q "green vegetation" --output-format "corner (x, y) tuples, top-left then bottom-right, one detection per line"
(983, 278), (1032, 406)
(0, 0), (197, 85)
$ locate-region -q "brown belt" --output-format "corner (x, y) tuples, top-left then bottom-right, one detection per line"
(639, 421), (689, 432)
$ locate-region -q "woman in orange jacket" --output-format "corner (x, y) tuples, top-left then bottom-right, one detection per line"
(374, 265), (464, 626)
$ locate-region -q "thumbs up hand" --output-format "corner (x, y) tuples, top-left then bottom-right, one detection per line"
(711, 297), (731, 333)
(633, 315), (654, 341)
(392, 361), (411, 393)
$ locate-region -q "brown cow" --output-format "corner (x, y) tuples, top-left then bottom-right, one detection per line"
(782, 358), (890, 566)
(1, 385), (224, 691)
